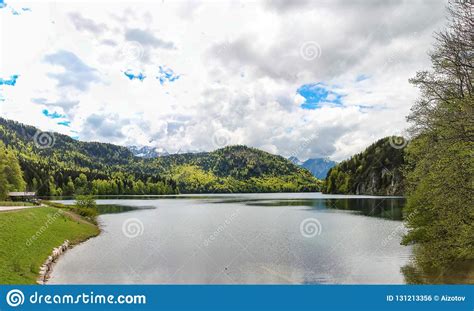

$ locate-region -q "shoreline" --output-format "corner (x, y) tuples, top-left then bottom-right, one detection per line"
(38, 232), (100, 285)
(37, 240), (70, 285)
(48, 192), (406, 202)
(37, 203), (101, 285)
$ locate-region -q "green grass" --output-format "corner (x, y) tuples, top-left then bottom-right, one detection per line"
(0, 201), (34, 207)
(0, 207), (99, 284)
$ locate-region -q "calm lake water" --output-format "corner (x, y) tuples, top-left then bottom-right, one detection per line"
(49, 193), (412, 284)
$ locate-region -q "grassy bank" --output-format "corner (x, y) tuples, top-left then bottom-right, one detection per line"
(0, 206), (99, 284)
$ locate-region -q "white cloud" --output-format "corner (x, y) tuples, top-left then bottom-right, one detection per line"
(0, 0), (447, 161)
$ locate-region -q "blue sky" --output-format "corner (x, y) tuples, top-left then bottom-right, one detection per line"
(124, 70), (146, 81)
(297, 83), (344, 110)
(42, 109), (65, 119)
(157, 66), (180, 85)
(0, 75), (19, 86)
(0, 0), (31, 15)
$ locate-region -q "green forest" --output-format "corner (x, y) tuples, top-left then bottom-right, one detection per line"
(0, 118), (320, 199)
(399, 1), (473, 281)
(323, 137), (404, 196)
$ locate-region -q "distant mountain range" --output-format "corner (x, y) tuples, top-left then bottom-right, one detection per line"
(128, 146), (169, 158)
(289, 156), (337, 179)
(129, 146), (337, 180)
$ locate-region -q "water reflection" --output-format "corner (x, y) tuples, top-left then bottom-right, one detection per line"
(50, 194), (413, 284)
(402, 248), (474, 284)
(226, 198), (404, 221)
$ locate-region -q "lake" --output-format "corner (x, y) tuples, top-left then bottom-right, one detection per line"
(49, 193), (412, 284)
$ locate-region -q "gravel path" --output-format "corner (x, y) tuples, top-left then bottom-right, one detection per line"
(0, 205), (41, 212)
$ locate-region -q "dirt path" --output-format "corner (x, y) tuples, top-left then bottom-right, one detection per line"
(0, 205), (41, 212)
(60, 209), (97, 226)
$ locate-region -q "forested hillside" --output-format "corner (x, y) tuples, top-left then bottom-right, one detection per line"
(324, 137), (404, 195)
(0, 118), (177, 196)
(0, 118), (320, 196)
(160, 146), (321, 193)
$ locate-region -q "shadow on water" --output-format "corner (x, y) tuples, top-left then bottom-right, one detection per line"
(228, 198), (405, 221)
(45, 195), (226, 200)
(96, 204), (155, 215)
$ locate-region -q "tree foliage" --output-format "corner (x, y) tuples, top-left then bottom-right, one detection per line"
(75, 194), (97, 209)
(0, 142), (26, 200)
(168, 146), (321, 193)
(402, 1), (474, 272)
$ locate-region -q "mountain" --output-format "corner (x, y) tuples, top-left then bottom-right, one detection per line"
(0, 117), (321, 196)
(128, 145), (169, 158)
(156, 145), (322, 193)
(323, 137), (405, 195)
(288, 156), (303, 166)
(290, 157), (337, 179)
(0, 118), (176, 196)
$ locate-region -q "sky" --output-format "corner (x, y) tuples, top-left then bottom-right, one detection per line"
(0, 0), (448, 161)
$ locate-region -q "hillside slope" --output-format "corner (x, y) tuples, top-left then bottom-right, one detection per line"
(0, 118), (176, 196)
(157, 146), (321, 193)
(0, 118), (320, 195)
(323, 137), (405, 195)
